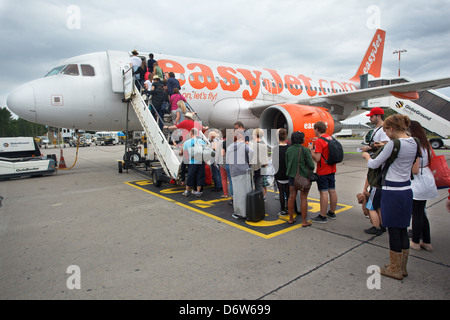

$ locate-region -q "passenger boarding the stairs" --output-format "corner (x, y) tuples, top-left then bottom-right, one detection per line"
(181, 128), (207, 198)
(145, 75), (169, 131)
(169, 88), (187, 124)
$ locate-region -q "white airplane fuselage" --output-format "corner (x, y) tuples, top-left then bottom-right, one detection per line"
(7, 29), (450, 145)
(7, 50), (360, 132)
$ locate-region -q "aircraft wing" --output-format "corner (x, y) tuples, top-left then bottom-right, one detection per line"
(249, 77), (450, 115)
(326, 77), (450, 103)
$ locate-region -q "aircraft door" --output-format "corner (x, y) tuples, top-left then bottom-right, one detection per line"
(260, 69), (283, 102)
(261, 75), (276, 102)
(107, 50), (132, 93)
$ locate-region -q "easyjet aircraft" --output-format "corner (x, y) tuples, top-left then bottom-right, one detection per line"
(6, 29), (450, 145)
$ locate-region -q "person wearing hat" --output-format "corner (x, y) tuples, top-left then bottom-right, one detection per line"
(129, 50), (143, 89)
(362, 107), (390, 153)
(129, 50), (141, 70)
(149, 75), (162, 92)
(361, 107), (390, 236)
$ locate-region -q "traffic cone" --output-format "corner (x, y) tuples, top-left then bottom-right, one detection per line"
(59, 149), (67, 169)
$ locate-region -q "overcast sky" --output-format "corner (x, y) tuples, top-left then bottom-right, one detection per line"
(1, 0), (449, 124)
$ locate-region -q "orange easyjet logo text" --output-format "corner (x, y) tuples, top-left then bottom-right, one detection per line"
(157, 59), (358, 101)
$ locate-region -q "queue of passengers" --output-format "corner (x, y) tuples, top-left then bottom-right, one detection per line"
(163, 119), (337, 227)
(167, 112), (438, 284)
(129, 50), (185, 130)
(131, 50), (442, 282)
(359, 109), (438, 281)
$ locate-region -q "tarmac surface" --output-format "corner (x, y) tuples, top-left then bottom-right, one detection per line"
(0, 139), (449, 301)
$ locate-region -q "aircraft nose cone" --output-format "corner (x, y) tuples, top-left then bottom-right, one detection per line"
(6, 83), (36, 122)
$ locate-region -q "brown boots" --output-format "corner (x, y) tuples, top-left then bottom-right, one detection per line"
(380, 249), (409, 280)
(401, 249), (409, 277)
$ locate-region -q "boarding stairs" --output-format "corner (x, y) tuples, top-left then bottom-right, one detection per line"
(127, 83), (182, 180)
(125, 76), (210, 181)
(368, 77), (450, 139)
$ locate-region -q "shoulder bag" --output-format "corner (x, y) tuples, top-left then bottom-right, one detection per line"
(294, 146), (311, 191)
(429, 147), (450, 189)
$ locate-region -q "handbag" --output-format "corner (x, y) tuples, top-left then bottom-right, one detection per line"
(429, 148), (450, 189)
(294, 147), (311, 191)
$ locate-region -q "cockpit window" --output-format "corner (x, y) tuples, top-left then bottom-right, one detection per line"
(81, 64), (95, 76)
(45, 65), (66, 77)
(61, 64), (80, 76)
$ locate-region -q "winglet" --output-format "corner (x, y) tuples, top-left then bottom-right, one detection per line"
(350, 29), (386, 83)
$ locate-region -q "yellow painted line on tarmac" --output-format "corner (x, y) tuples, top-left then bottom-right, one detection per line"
(125, 180), (284, 238)
(125, 180), (353, 239)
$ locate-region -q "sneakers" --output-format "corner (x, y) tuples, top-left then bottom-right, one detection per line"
(326, 210), (336, 220)
(311, 211), (337, 224)
(364, 226), (383, 236)
(311, 214), (328, 224)
(182, 190), (202, 197)
(277, 210), (288, 216)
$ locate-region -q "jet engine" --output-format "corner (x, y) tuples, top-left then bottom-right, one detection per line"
(259, 104), (341, 146)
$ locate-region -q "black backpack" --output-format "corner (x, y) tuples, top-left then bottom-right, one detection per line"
(367, 139), (400, 188)
(319, 136), (344, 165)
(367, 138), (421, 188)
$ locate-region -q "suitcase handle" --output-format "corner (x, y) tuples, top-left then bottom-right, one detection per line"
(247, 167), (254, 190)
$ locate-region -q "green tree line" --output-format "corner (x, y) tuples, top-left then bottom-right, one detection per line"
(0, 107), (47, 137)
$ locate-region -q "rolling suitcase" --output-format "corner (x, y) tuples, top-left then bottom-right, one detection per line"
(246, 169), (266, 222)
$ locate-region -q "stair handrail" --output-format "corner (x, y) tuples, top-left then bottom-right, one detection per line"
(129, 84), (182, 179)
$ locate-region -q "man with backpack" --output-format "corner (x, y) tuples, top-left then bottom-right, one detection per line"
(361, 107), (390, 235)
(308, 121), (341, 223)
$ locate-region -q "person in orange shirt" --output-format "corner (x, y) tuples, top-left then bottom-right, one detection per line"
(307, 121), (337, 223)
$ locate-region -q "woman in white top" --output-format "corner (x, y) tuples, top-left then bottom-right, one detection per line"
(362, 114), (420, 280)
(408, 120), (438, 251)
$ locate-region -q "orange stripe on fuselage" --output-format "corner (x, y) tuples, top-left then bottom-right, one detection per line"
(157, 57), (358, 102)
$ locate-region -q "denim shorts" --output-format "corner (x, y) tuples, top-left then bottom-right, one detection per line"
(186, 163), (205, 187)
(317, 173), (335, 192)
(365, 187), (381, 211)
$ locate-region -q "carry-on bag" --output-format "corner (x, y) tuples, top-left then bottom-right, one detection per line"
(246, 169), (266, 222)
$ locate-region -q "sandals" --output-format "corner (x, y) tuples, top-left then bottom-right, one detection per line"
(302, 221), (312, 227)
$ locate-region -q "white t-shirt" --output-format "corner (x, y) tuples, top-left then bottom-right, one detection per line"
(130, 56), (141, 69)
(371, 126), (390, 145)
(144, 80), (152, 90)
(411, 147), (439, 200)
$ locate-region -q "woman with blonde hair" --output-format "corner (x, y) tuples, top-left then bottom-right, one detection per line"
(170, 88), (187, 124)
(249, 128), (269, 197)
(362, 114), (420, 280)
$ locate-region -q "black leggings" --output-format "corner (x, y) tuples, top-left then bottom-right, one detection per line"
(411, 200), (431, 244)
(388, 227), (409, 252)
(276, 181), (290, 211)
